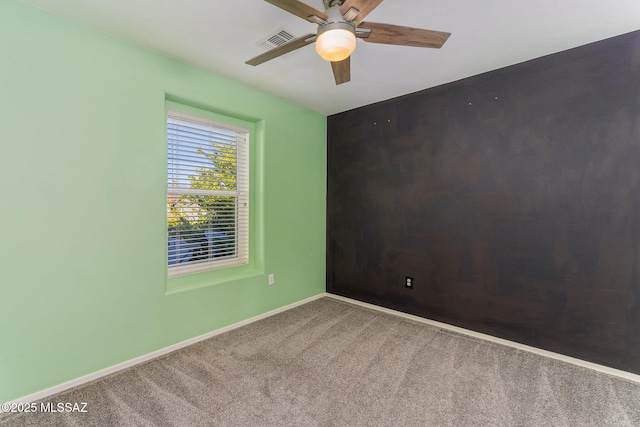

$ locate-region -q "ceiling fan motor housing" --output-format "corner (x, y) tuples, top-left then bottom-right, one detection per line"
(317, 8), (355, 35)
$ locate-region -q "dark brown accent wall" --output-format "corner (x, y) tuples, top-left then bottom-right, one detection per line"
(327, 30), (640, 373)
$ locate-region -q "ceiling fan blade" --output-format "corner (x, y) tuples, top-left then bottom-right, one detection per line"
(246, 33), (316, 66)
(331, 56), (351, 85)
(264, 0), (328, 22)
(340, 0), (384, 22)
(358, 22), (451, 48)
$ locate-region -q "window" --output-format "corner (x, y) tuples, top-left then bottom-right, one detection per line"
(167, 109), (249, 277)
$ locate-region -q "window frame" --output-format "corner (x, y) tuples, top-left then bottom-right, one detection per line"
(166, 102), (251, 279)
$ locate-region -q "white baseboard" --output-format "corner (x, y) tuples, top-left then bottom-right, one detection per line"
(8, 291), (639, 406)
(325, 293), (640, 384)
(6, 293), (326, 406)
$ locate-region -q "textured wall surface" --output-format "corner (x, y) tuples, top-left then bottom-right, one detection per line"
(327, 30), (640, 373)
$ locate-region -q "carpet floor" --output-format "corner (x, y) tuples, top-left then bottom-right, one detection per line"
(3, 296), (640, 426)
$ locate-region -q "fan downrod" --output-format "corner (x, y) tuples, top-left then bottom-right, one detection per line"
(323, 0), (344, 9)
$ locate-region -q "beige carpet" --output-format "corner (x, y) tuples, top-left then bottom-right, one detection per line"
(3, 297), (640, 426)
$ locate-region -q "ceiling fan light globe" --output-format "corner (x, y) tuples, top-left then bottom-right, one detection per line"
(316, 28), (356, 62)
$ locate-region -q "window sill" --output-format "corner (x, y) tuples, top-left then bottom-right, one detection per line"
(165, 265), (262, 295)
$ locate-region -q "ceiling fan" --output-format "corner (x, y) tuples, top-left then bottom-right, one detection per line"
(245, 0), (451, 85)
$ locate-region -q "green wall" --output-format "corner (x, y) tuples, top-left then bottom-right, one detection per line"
(0, 0), (326, 402)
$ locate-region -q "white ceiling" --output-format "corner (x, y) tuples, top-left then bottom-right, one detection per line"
(21, 0), (640, 115)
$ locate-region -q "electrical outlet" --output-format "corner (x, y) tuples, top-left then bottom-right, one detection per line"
(268, 274), (275, 285)
(405, 276), (414, 289)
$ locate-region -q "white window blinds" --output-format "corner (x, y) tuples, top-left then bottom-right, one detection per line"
(167, 110), (249, 277)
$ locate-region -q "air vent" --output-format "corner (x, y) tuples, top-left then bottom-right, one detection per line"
(256, 27), (298, 51)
